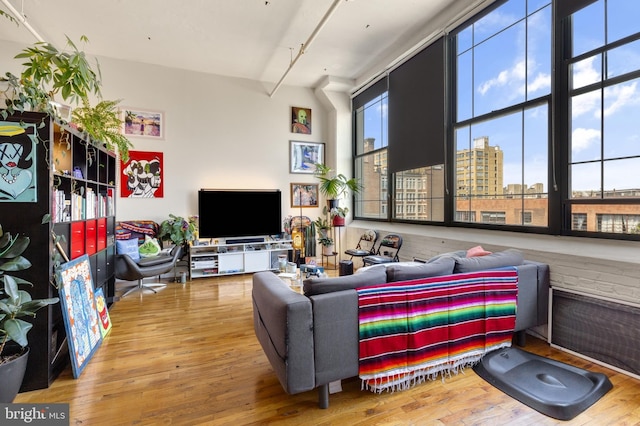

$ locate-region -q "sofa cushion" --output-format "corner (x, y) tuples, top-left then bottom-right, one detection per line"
(466, 245), (492, 257)
(425, 250), (467, 263)
(303, 264), (387, 296)
(115, 238), (140, 262)
(386, 256), (455, 282)
(453, 249), (524, 273)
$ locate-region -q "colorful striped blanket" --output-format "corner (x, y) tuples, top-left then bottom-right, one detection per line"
(357, 267), (518, 392)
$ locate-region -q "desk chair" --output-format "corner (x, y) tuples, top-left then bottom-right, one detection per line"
(344, 229), (378, 266)
(115, 245), (183, 297)
(362, 234), (403, 266)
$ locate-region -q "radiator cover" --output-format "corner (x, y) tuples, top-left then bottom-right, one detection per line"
(551, 289), (640, 377)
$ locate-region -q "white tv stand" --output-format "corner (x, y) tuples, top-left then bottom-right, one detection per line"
(189, 237), (293, 279)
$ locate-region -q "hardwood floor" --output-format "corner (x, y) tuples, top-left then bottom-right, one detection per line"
(15, 273), (640, 425)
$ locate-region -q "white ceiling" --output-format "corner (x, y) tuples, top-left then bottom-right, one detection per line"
(0, 0), (488, 93)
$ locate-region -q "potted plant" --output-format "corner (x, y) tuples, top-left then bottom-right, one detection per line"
(330, 206), (349, 227)
(313, 216), (331, 238)
(318, 235), (335, 256)
(0, 36), (133, 161)
(158, 214), (197, 250)
(314, 163), (361, 210)
(0, 225), (59, 403)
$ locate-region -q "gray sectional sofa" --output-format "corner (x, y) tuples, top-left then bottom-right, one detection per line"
(252, 249), (549, 408)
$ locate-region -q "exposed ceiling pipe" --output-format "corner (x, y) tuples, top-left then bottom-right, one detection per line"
(1, 0), (45, 42)
(269, 0), (343, 98)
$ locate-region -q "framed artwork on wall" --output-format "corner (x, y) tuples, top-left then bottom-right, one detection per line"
(291, 106), (311, 134)
(0, 121), (38, 202)
(55, 254), (103, 378)
(120, 150), (164, 198)
(291, 183), (319, 208)
(290, 141), (324, 174)
(121, 107), (164, 139)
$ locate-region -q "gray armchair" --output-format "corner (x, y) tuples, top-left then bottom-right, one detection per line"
(115, 245), (183, 297)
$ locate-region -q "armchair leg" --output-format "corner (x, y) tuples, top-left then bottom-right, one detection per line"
(121, 278), (167, 297)
(318, 384), (329, 409)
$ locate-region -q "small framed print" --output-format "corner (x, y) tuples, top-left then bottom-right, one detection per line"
(291, 106), (311, 134)
(291, 183), (319, 208)
(121, 107), (164, 139)
(290, 141), (324, 174)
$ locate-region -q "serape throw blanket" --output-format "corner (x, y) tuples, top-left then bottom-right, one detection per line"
(357, 267), (518, 392)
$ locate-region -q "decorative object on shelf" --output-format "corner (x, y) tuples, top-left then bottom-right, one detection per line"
(291, 106), (312, 134)
(290, 182), (319, 207)
(120, 150), (164, 198)
(55, 254), (102, 379)
(0, 36), (134, 161)
(121, 107), (164, 140)
(0, 225), (59, 402)
(0, 121), (37, 202)
(290, 141), (324, 174)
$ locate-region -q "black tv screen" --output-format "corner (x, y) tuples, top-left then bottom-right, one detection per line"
(198, 189), (282, 239)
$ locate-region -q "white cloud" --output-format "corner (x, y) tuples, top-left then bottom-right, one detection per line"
(603, 81), (639, 117)
(572, 127), (600, 152)
(572, 56), (600, 88)
(478, 59), (526, 96)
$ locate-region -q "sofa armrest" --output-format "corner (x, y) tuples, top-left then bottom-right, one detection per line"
(310, 290), (360, 385)
(514, 261), (550, 331)
(252, 271), (315, 395)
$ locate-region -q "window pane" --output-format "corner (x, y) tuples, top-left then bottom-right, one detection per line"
(571, 204), (640, 233)
(474, 22), (526, 116)
(606, 39), (640, 79)
(571, 162), (601, 197)
(527, 5), (552, 99)
(571, 54), (601, 90)
(524, 104), (548, 193)
(571, 89), (602, 163)
(602, 78), (640, 160)
(457, 50), (473, 122)
(355, 151), (387, 219)
(393, 166), (444, 222)
(457, 26), (472, 55)
(572, 0), (604, 57)
(603, 158), (640, 196)
(607, 0), (640, 44)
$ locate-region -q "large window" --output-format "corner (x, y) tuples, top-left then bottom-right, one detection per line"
(352, 0), (640, 240)
(567, 0), (640, 235)
(354, 90), (388, 219)
(454, 0), (551, 228)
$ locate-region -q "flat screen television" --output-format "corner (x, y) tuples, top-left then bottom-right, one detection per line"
(198, 189), (282, 239)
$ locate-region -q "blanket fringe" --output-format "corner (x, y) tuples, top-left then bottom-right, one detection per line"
(361, 349), (510, 393)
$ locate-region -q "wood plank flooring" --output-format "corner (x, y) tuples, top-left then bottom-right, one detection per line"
(15, 273), (640, 425)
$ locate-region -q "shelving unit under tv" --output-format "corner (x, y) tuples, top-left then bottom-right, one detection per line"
(189, 237), (293, 279)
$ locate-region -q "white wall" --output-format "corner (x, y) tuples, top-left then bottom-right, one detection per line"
(1, 39), (338, 227)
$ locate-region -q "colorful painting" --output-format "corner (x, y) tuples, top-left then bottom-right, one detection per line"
(291, 106), (311, 134)
(56, 255), (103, 378)
(0, 121), (37, 202)
(120, 150), (164, 198)
(94, 288), (112, 338)
(291, 183), (319, 207)
(290, 141), (324, 174)
(121, 108), (164, 139)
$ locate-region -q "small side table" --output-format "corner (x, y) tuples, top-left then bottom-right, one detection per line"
(321, 252), (338, 270)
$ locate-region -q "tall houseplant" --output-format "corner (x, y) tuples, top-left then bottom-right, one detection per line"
(0, 225), (59, 402)
(314, 163), (361, 208)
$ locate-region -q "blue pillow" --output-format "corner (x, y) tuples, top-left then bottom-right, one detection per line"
(116, 239), (140, 262)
